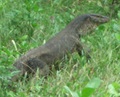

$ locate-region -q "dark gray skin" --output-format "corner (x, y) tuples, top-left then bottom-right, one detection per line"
(12, 14), (109, 81)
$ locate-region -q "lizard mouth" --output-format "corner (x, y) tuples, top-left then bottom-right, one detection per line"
(89, 14), (110, 23)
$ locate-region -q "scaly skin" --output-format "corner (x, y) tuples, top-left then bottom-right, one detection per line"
(11, 14), (109, 81)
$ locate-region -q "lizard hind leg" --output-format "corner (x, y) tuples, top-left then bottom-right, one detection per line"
(26, 58), (50, 77)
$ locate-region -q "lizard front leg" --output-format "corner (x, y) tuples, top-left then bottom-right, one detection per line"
(76, 42), (91, 60)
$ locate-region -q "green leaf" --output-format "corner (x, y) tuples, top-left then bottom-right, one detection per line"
(115, 33), (120, 41)
(81, 88), (94, 97)
(85, 78), (101, 88)
(97, 1), (102, 7)
(20, 35), (28, 41)
(108, 84), (118, 96)
(113, 24), (120, 31)
(112, 82), (120, 91)
(108, 83), (120, 96)
(81, 78), (101, 97)
(64, 86), (80, 97)
(117, 11), (120, 19)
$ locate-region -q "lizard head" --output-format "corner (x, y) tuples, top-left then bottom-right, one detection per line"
(69, 14), (110, 36)
(79, 14), (109, 36)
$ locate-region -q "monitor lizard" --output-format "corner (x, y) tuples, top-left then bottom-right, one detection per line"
(11, 14), (109, 81)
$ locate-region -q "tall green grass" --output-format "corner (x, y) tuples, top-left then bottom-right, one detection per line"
(0, 0), (120, 97)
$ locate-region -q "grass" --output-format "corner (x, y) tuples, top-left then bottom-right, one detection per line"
(0, 0), (120, 97)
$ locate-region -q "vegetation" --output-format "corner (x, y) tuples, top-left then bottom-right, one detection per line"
(0, 0), (120, 97)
